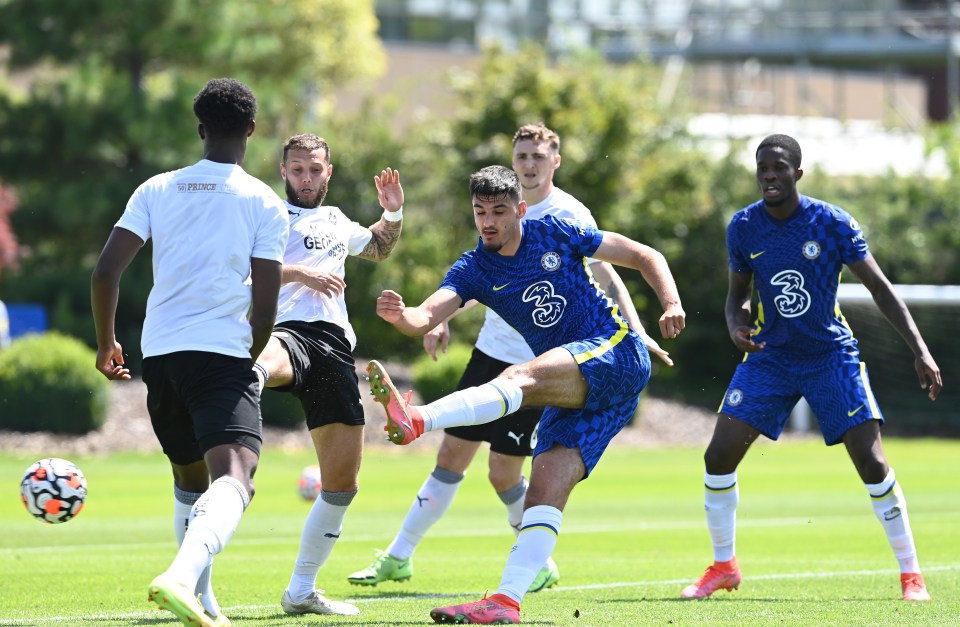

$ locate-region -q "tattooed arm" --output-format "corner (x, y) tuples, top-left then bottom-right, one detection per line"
(358, 167), (404, 261)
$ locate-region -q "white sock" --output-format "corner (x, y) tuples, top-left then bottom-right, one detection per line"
(174, 486), (220, 616)
(866, 469), (921, 574)
(419, 378), (523, 432)
(496, 505), (563, 603)
(253, 362), (269, 393)
(287, 489), (357, 602)
(166, 476), (249, 588)
(498, 477), (527, 535)
(704, 471), (738, 563)
(387, 467), (463, 559)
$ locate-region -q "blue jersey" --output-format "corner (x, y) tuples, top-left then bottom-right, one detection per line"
(727, 194), (869, 355)
(441, 215), (624, 357)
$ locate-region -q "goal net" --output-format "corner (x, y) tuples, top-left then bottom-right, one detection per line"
(833, 283), (960, 436)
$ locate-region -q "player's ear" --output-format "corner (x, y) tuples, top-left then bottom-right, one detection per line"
(517, 200), (527, 218)
(327, 163), (333, 179)
(795, 168), (803, 182)
(280, 163), (287, 180)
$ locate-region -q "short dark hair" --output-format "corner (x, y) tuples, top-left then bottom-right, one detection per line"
(193, 78), (257, 138)
(513, 123), (560, 151)
(756, 134), (802, 169)
(282, 134), (331, 163)
(469, 165), (522, 204)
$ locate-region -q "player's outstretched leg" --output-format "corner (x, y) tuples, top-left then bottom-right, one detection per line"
(367, 360), (424, 445)
(430, 594), (519, 624)
(680, 557), (742, 599)
(347, 549), (414, 586)
(148, 573), (217, 627)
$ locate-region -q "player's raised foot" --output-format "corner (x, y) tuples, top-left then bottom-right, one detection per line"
(281, 589), (360, 616)
(430, 594), (519, 624)
(680, 558), (742, 599)
(147, 573), (216, 627)
(366, 360), (424, 445)
(347, 549), (413, 586)
(527, 557), (560, 593)
(901, 573), (932, 601)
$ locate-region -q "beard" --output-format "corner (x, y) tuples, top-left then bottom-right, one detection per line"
(286, 178), (328, 209)
(481, 240), (503, 253)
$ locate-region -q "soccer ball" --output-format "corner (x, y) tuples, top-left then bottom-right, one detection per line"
(20, 458), (87, 524)
(297, 464), (322, 501)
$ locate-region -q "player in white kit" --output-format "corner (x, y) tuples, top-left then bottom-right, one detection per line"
(252, 133), (404, 616)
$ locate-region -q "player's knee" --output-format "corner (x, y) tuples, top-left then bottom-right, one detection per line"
(703, 447), (738, 475)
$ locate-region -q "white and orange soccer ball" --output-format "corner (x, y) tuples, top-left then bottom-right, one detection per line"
(20, 457), (87, 524)
(297, 464), (322, 501)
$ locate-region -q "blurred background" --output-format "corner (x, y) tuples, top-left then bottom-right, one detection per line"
(0, 0), (957, 433)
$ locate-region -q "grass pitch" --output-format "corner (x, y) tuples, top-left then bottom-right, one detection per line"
(2, 437), (958, 626)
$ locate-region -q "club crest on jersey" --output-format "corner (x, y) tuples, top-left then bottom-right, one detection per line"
(328, 208), (338, 225)
(802, 240), (821, 260)
(727, 388), (744, 406)
(540, 252), (561, 272)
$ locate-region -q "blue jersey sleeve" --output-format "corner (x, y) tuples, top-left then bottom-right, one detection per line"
(726, 209), (751, 274)
(541, 214), (604, 258)
(439, 253), (481, 306)
(836, 210), (869, 265)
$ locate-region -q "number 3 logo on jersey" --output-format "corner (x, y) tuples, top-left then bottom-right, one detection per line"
(522, 281), (567, 328)
(770, 269), (811, 318)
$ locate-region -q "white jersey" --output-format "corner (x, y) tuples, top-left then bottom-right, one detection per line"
(116, 159), (288, 359)
(274, 202), (373, 349)
(474, 187), (599, 364)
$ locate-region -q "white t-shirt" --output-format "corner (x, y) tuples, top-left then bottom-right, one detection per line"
(274, 202), (373, 349)
(474, 187), (600, 364)
(116, 159), (289, 358)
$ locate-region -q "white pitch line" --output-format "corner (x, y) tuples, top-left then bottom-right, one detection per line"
(6, 511), (959, 555)
(3, 564), (957, 625)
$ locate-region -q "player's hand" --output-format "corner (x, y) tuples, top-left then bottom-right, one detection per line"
(95, 342), (131, 380)
(298, 268), (345, 297)
(731, 326), (765, 353)
(657, 304), (685, 340)
(423, 320), (451, 361)
(915, 352), (942, 401)
(375, 167), (404, 213)
(643, 335), (674, 367)
(376, 289), (406, 324)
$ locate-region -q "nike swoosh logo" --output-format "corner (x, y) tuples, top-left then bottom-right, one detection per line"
(493, 283), (511, 291)
(750, 251), (766, 259)
(847, 405), (864, 417)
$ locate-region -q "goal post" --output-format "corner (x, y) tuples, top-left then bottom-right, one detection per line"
(790, 283), (960, 436)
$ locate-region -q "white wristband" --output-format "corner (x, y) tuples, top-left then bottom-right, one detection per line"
(383, 206), (403, 222)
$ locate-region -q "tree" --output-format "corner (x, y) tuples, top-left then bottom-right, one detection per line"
(0, 0), (384, 357)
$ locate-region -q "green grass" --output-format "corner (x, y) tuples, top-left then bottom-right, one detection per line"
(2, 438), (958, 626)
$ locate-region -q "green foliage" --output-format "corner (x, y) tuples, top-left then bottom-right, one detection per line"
(259, 388), (306, 429)
(411, 342), (473, 404)
(0, 332), (109, 433)
(0, 0), (384, 357)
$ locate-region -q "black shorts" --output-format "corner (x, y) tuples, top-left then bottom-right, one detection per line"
(269, 320), (364, 430)
(445, 348), (543, 457)
(142, 351), (262, 465)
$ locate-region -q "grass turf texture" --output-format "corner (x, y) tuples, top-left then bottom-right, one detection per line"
(2, 438), (958, 626)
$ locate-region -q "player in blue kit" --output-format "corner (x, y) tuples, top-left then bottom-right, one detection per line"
(680, 134), (942, 602)
(368, 165), (684, 624)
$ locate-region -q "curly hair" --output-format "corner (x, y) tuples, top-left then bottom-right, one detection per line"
(756, 134), (802, 169)
(513, 123), (560, 151)
(469, 165), (522, 204)
(282, 134), (331, 164)
(193, 78), (257, 138)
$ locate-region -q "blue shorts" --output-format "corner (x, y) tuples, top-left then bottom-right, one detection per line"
(533, 329), (650, 477)
(720, 348), (884, 445)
